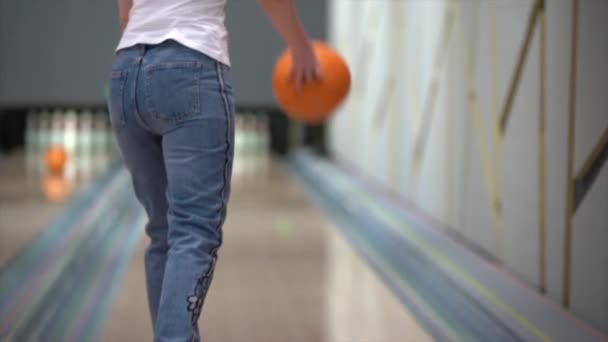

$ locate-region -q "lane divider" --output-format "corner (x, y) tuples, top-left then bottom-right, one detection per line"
(0, 162), (122, 306)
(0, 169), (129, 337)
(288, 151), (553, 342)
(0, 163), (146, 342)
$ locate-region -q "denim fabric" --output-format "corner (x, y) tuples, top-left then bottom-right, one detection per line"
(107, 39), (234, 342)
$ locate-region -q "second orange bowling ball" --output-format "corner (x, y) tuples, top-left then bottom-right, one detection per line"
(272, 41), (351, 125)
(45, 145), (67, 175)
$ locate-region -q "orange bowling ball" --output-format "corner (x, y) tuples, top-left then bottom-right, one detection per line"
(45, 145), (68, 175)
(272, 41), (351, 124)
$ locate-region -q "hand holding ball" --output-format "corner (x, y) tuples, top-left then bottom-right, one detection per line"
(272, 41), (351, 124)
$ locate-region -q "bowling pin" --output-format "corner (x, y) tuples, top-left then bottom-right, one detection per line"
(38, 110), (50, 151)
(92, 111), (110, 173)
(234, 113), (244, 154)
(251, 114), (262, 176)
(258, 114), (270, 177)
(47, 110), (62, 175)
(63, 109), (78, 182)
(25, 110), (39, 177)
(25, 110), (38, 153)
(63, 109), (78, 155)
(232, 113), (244, 184)
(37, 110), (52, 175)
(99, 110), (113, 154)
(243, 114), (254, 182)
(78, 110), (94, 181)
(50, 109), (64, 147)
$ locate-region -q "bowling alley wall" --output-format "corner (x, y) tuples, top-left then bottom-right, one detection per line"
(327, 0), (608, 333)
(0, 1), (326, 108)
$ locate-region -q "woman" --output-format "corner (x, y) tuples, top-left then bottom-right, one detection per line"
(107, 0), (320, 341)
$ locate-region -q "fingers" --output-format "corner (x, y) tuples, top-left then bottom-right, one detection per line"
(289, 62), (321, 93)
(303, 67), (313, 85)
(294, 68), (303, 92)
(288, 63), (301, 93)
(314, 62), (322, 81)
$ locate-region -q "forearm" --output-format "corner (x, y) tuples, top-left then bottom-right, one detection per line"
(118, 0), (133, 31)
(257, 0), (310, 50)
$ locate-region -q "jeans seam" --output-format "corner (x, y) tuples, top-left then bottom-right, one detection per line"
(187, 61), (232, 341)
(133, 59), (155, 133)
(109, 72), (128, 126)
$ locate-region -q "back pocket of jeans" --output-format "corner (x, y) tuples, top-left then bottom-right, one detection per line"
(108, 71), (128, 127)
(144, 62), (202, 122)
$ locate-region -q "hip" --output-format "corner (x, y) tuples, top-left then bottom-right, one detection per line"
(107, 39), (235, 132)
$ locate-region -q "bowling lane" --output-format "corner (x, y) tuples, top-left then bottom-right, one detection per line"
(0, 109), (118, 265)
(0, 151), (64, 265)
(100, 156), (432, 342)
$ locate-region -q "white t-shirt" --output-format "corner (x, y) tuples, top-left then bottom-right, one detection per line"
(116, 0), (230, 66)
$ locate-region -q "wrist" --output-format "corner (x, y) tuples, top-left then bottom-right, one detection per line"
(288, 35), (313, 53)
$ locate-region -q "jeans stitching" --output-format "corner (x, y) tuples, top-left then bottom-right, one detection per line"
(186, 62), (232, 341)
(109, 72), (128, 126)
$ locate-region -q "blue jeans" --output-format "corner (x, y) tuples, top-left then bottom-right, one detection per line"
(107, 40), (234, 342)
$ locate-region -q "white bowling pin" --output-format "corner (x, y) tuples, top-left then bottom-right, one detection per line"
(37, 110), (52, 175)
(63, 110), (78, 156)
(25, 110), (39, 177)
(50, 109), (64, 148)
(232, 114), (244, 184)
(38, 110), (50, 151)
(78, 110), (94, 181)
(63, 109), (78, 181)
(92, 111), (110, 172)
